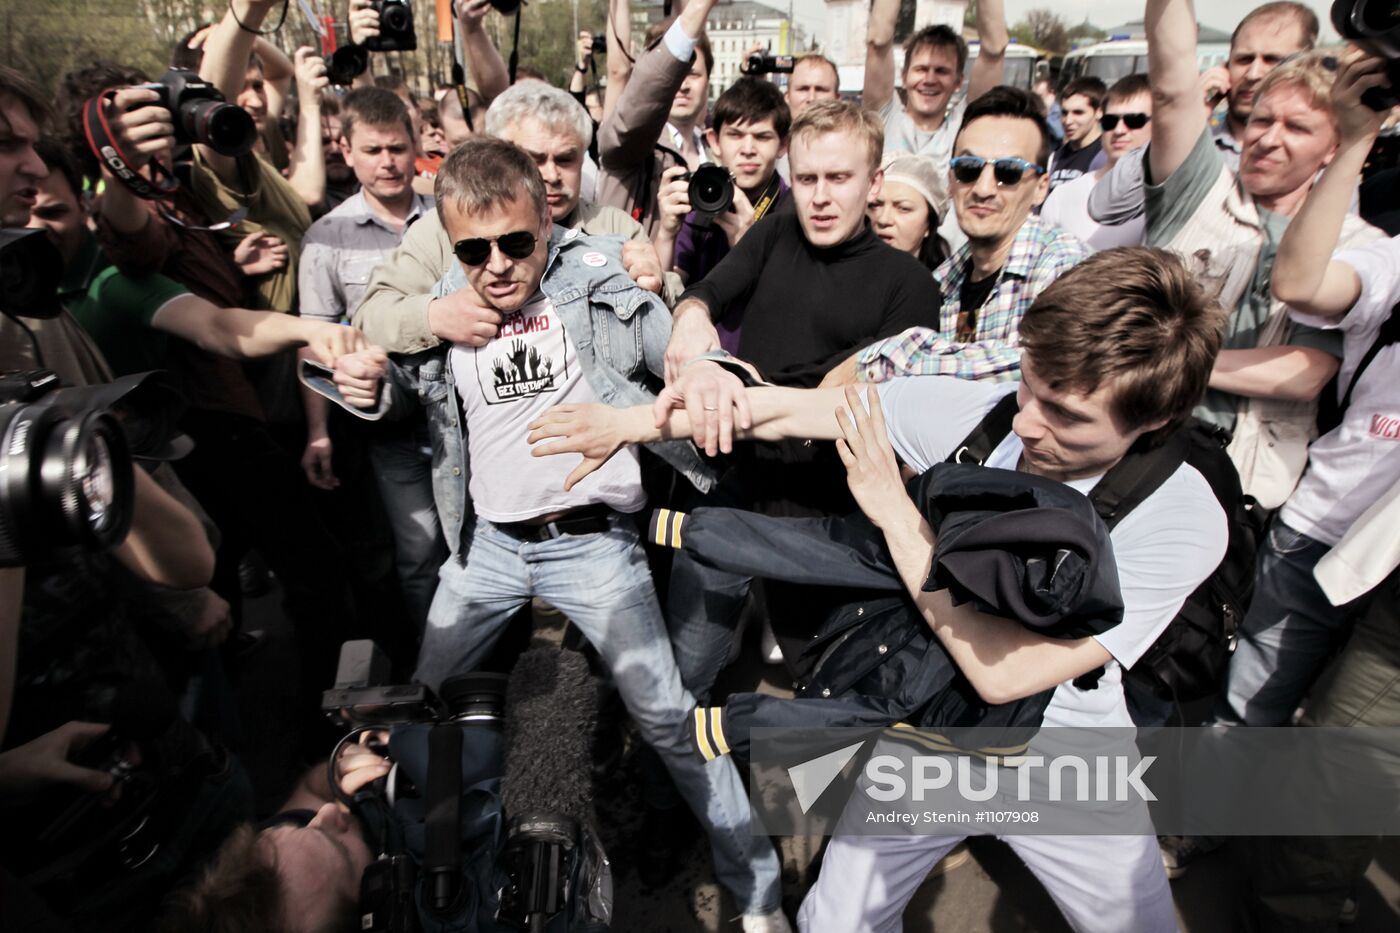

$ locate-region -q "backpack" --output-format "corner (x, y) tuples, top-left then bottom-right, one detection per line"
(948, 394), (1263, 705)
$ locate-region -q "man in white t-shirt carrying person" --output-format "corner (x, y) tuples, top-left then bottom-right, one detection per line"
(1041, 74), (1153, 251)
(863, 0), (1007, 161)
(1221, 45), (1399, 730)
(527, 245), (1229, 931)
(321, 137), (789, 933)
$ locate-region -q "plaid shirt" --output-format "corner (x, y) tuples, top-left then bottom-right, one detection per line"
(857, 215), (1089, 383)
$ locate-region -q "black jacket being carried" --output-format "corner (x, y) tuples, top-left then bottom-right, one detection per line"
(656, 464), (1125, 760)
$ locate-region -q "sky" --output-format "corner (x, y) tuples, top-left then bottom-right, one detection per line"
(786, 0), (1340, 47)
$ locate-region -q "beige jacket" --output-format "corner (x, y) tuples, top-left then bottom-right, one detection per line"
(351, 201), (654, 354)
(1315, 476), (1400, 606)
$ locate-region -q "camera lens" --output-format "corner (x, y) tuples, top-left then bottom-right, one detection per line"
(382, 4), (411, 31)
(441, 672), (507, 725)
(0, 404), (134, 567)
(1357, 0), (1397, 34)
(688, 164), (735, 215)
(490, 0), (522, 13)
(185, 99), (257, 158)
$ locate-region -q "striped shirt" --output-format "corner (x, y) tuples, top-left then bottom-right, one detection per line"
(857, 215), (1088, 383)
(298, 190), (435, 323)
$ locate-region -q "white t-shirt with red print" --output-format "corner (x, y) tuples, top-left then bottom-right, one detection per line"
(1282, 236), (1400, 547)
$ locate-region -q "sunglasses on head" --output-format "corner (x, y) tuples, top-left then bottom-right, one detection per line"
(452, 230), (539, 266)
(949, 155), (1046, 187)
(1099, 112), (1151, 131)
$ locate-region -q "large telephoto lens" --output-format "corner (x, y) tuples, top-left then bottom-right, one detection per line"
(0, 403), (134, 567)
(185, 99), (257, 158)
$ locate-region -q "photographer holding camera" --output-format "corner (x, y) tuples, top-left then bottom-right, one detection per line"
(651, 78), (791, 289)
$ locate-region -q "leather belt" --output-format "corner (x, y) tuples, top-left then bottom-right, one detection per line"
(494, 504), (614, 542)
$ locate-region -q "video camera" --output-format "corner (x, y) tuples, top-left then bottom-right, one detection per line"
(745, 53), (795, 75)
(686, 164), (736, 215)
(365, 0), (418, 52)
(1332, 0), (1400, 111)
(322, 642), (612, 933)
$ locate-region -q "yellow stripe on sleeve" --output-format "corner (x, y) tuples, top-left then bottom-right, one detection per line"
(694, 706), (715, 761)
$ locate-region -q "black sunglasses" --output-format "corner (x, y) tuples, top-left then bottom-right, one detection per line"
(949, 155), (1045, 187)
(1099, 112), (1151, 131)
(453, 230), (539, 266)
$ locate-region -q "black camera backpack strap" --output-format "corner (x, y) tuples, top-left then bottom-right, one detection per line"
(1337, 303), (1400, 423)
(422, 723), (465, 915)
(946, 392), (1019, 466)
(81, 90), (179, 200)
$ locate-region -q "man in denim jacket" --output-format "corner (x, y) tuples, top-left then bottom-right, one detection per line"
(318, 138), (788, 932)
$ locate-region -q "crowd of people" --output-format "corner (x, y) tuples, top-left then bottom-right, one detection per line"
(0, 0), (1397, 930)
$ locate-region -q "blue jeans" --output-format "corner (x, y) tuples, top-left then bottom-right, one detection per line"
(369, 419), (447, 632)
(1217, 519), (1359, 726)
(415, 514), (781, 915)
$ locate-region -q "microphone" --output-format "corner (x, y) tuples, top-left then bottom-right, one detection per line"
(497, 648), (598, 932)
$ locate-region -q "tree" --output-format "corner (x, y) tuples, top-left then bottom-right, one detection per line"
(1009, 7), (1070, 55)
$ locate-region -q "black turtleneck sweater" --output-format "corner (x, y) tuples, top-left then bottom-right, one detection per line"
(682, 211), (940, 388)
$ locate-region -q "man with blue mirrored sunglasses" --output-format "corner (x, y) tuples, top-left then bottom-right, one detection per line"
(857, 87), (1088, 386)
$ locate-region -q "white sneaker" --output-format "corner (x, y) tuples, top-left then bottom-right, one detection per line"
(741, 908), (793, 933)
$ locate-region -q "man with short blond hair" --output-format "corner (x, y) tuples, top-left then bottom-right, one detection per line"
(655, 97), (938, 704)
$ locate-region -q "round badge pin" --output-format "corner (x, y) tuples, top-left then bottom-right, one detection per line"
(582, 251), (608, 267)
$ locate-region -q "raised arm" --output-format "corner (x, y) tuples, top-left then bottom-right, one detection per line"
(598, 0), (718, 168)
(285, 48), (329, 207)
(198, 0), (274, 184)
(603, 0), (633, 121)
(966, 0), (1008, 102)
(863, 0), (899, 115)
(1271, 47), (1389, 318)
(1145, 0), (1209, 185)
(458, 0), (510, 105)
(253, 36), (296, 122)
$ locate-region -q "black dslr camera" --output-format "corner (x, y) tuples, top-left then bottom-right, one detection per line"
(365, 0), (418, 52)
(590, 34), (606, 56)
(1332, 0), (1400, 111)
(686, 163), (736, 215)
(136, 68), (257, 157)
(745, 53), (795, 75)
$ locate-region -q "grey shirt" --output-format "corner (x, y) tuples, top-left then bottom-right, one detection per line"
(298, 190), (435, 323)
(1087, 122), (1242, 228)
(879, 93), (967, 162)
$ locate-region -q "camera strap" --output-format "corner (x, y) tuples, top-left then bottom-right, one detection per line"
(81, 90), (179, 200)
(750, 173), (782, 222)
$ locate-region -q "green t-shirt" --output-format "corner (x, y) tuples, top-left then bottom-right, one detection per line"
(1144, 129), (1342, 431)
(189, 149), (311, 313)
(61, 232), (189, 377)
